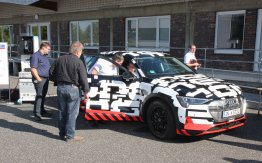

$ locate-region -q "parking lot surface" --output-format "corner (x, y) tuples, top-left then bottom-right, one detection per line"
(0, 96), (261, 163)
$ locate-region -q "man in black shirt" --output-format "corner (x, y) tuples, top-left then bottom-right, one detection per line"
(49, 41), (89, 142)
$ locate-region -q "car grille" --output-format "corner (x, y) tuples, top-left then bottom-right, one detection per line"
(208, 97), (245, 122)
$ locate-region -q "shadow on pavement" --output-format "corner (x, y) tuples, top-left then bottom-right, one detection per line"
(0, 119), (58, 140)
(76, 110), (204, 143)
(224, 111), (262, 142)
(45, 96), (59, 109)
(76, 109), (262, 144)
(223, 157), (262, 163)
(0, 104), (59, 140)
(207, 111), (262, 152)
(2, 97), (260, 144)
(44, 96), (204, 143)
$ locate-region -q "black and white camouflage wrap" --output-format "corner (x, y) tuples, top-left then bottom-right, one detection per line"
(85, 51), (245, 129)
(86, 73), (243, 125)
(150, 74), (241, 99)
(149, 74), (243, 125)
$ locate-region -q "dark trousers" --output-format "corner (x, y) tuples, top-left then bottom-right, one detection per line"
(33, 78), (49, 116)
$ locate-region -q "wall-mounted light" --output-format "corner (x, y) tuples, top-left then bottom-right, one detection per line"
(34, 14), (39, 20)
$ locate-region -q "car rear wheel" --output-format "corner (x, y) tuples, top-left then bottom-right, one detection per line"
(147, 100), (177, 139)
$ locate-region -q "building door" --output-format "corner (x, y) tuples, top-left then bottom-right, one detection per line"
(27, 22), (50, 43)
(255, 9), (262, 72)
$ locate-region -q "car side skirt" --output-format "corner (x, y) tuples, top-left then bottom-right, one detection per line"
(85, 109), (144, 122)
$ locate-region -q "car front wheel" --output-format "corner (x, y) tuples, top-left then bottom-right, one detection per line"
(147, 100), (177, 139)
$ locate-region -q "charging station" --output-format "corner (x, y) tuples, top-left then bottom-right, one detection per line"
(18, 36), (39, 102)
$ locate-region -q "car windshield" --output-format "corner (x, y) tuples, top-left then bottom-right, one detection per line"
(136, 56), (194, 77)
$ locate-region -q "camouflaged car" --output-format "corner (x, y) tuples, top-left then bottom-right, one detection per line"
(81, 51), (246, 139)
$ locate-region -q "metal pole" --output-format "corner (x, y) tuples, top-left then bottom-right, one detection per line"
(258, 88), (261, 115)
(204, 48), (207, 74)
(8, 45), (11, 102)
(258, 49), (262, 83)
(8, 72), (11, 102)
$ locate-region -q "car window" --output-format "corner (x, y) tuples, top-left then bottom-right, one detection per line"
(87, 57), (127, 76)
(84, 56), (98, 72)
(137, 56), (194, 77)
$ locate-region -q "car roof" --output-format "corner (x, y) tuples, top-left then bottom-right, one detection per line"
(100, 51), (169, 58)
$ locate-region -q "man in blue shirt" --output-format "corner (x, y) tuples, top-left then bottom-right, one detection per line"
(30, 42), (51, 121)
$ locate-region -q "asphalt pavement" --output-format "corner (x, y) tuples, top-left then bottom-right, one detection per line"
(0, 99), (261, 163)
(0, 76), (261, 163)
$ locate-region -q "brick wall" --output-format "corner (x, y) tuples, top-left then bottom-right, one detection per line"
(58, 0), (192, 13)
(194, 10), (257, 71)
(13, 24), (20, 45)
(244, 9), (257, 49)
(242, 9), (257, 71)
(194, 12), (216, 48)
(170, 13), (186, 58)
(12, 24), (27, 55)
(99, 18), (110, 52)
(113, 17), (125, 51)
(4, 1), (260, 72)
(50, 22), (57, 46)
(194, 12), (216, 68)
(12, 24), (20, 56)
(58, 21), (70, 54)
(98, 17), (125, 52)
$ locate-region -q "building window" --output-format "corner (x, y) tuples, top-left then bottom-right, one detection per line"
(126, 16), (170, 51)
(28, 23), (50, 43)
(0, 25), (13, 45)
(70, 20), (99, 48)
(215, 10), (245, 54)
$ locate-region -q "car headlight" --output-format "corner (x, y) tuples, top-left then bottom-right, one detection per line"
(177, 96), (211, 108)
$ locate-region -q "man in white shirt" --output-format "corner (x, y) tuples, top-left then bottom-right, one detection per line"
(89, 53), (124, 75)
(184, 44), (201, 70)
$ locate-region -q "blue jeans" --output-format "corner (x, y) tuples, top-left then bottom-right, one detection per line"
(33, 78), (49, 116)
(57, 84), (80, 139)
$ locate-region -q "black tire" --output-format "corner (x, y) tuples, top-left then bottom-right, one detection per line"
(147, 100), (177, 139)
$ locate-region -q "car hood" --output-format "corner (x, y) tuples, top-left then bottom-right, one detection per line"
(150, 74), (241, 99)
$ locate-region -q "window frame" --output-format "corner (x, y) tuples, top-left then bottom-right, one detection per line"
(27, 22), (51, 43)
(214, 10), (246, 54)
(0, 25), (13, 46)
(125, 15), (170, 52)
(69, 20), (99, 49)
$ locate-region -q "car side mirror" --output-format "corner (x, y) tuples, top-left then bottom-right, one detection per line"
(122, 72), (134, 81)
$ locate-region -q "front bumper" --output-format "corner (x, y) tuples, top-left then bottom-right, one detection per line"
(176, 115), (246, 136)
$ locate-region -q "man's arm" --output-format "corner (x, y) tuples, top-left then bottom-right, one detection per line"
(78, 61), (90, 99)
(31, 68), (42, 81)
(89, 59), (103, 75)
(186, 62), (201, 68)
(184, 53), (201, 68)
(91, 68), (98, 75)
(49, 60), (57, 82)
(30, 53), (42, 82)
